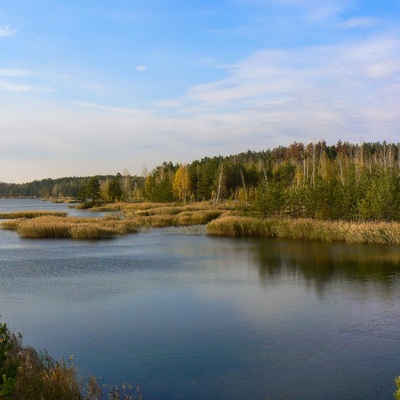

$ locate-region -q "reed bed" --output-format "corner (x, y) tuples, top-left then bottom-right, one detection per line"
(135, 214), (178, 228)
(131, 209), (224, 228)
(0, 205), (224, 239)
(175, 210), (222, 225)
(122, 201), (178, 210)
(135, 206), (184, 216)
(0, 210), (68, 219)
(2, 216), (139, 240)
(90, 201), (232, 215)
(1, 219), (21, 230)
(206, 216), (400, 245)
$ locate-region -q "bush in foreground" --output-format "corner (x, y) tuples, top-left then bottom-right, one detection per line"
(0, 321), (140, 400)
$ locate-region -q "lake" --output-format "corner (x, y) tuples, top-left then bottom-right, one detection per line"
(1, 199), (400, 399)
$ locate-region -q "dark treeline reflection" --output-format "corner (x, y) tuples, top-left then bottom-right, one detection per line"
(250, 237), (400, 293)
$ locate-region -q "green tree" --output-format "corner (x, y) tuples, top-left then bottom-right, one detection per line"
(144, 163), (175, 202)
(86, 177), (101, 203)
(253, 181), (285, 217)
(77, 183), (88, 204)
(107, 175), (123, 203)
(358, 170), (400, 220)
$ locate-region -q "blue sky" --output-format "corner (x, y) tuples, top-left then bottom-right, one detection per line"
(1, 0), (400, 182)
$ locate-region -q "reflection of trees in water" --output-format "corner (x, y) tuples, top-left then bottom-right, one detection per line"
(252, 237), (400, 296)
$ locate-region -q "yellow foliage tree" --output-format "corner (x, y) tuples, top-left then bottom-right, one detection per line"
(173, 164), (191, 202)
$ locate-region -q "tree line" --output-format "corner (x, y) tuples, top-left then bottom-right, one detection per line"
(2, 141), (400, 221)
(0, 172), (145, 203)
(143, 140), (400, 221)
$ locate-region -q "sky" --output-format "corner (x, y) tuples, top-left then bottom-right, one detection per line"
(1, 0), (400, 183)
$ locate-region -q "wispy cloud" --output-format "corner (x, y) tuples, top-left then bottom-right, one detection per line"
(0, 69), (34, 77)
(337, 17), (379, 30)
(0, 25), (16, 37)
(0, 80), (54, 93)
(239, 0), (356, 21)
(155, 99), (184, 108)
(71, 100), (146, 115)
(135, 65), (147, 72)
(162, 33), (400, 146)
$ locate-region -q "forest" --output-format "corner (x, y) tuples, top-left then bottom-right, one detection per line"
(2, 140), (400, 222)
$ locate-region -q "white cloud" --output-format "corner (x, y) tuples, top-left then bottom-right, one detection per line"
(159, 33), (400, 148)
(248, 0), (356, 21)
(1, 15), (400, 182)
(0, 25), (16, 37)
(0, 69), (34, 77)
(135, 65), (147, 72)
(155, 99), (184, 108)
(337, 17), (378, 30)
(0, 80), (54, 93)
(71, 100), (148, 115)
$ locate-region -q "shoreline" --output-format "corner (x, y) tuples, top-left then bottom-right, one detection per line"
(206, 215), (400, 245)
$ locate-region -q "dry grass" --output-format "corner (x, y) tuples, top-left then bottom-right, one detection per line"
(0, 211), (68, 219)
(131, 209), (223, 228)
(90, 201), (232, 215)
(206, 216), (400, 245)
(105, 202), (229, 229)
(175, 210), (222, 225)
(135, 206), (184, 216)
(0, 219), (21, 230)
(1, 216), (139, 240)
(90, 201), (176, 213)
(0, 202), (230, 239)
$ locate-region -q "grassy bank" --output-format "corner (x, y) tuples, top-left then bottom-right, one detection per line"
(206, 216), (400, 245)
(0, 202), (227, 239)
(1, 216), (139, 240)
(4, 202), (400, 245)
(0, 211), (67, 219)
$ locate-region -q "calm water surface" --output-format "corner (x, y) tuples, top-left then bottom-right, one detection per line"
(1, 199), (400, 399)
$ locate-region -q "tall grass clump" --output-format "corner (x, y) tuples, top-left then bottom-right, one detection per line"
(69, 225), (118, 240)
(0, 220), (21, 231)
(2, 216), (139, 240)
(131, 210), (224, 228)
(207, 216), (400, 245)
(17, 216), (72, 238)
(135, 206), (182, 217)
(175, 210), (222, 226)
(136, 214), (178, 228)
(207, 216), (270, 237)
(0, 211), (67, 219)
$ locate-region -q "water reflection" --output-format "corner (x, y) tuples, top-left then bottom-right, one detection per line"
(251, 237), (400, 294)
(1, 225), (400, 399)
(0, 198), (106, 218)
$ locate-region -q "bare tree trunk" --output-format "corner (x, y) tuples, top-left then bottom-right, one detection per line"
(240, 168), (248, 205)
(338, 158), (345, 186)
(216, 164), (224, 204)
(311, 142), (316, 188)
(383, 141), (387, 172)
